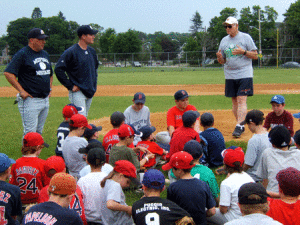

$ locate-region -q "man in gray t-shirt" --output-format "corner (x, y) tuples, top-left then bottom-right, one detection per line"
(216, 16), (258, 138)
(124, 92), (151, 145)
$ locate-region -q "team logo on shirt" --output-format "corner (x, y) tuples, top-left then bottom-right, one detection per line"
(39, 62), (46, 70)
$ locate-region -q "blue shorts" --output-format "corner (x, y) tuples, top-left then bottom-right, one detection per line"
(225, 78), (253, 97)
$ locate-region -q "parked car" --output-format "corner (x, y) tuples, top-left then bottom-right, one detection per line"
(115, 62), (122, 67)
(133, 61), (142, 67)
(280, 61), (300, 68)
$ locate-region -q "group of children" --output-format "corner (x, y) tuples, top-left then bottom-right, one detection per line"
(1, 91), (300, 225)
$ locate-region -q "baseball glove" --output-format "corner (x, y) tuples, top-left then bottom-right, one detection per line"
(175, 216), (196, 225)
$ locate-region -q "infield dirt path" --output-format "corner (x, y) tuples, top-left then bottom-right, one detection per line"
(1, 83), (300, 142)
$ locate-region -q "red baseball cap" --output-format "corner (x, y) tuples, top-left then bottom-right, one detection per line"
(62, 105), (78, 119)
(23, 132), (49, 148)
(44, 156), (66, 176)
(222, 146), (244, 167)
(69, 114), (92, 129)
(162, 151), (195, 171)
(118, 124), (135, 138)
(114, 160), (137, 178)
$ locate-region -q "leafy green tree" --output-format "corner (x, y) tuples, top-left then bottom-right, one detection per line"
(31, 7), (42, 19)
(58, 11), (66, 21)
(99, 28), (116, 56)
(283, 0), (300, 47)
(0, 35), (7, 50)
(190, 11), (203, 35)
(6, 17), (35, 55)
(153, 33), (178, 64)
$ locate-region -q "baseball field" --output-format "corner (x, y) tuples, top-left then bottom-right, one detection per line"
(1, 67), (300, 203)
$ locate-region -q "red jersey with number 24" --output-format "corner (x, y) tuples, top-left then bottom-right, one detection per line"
(9, 157), (50, 204)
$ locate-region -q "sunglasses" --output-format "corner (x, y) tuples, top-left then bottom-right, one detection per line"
(224, 25), (233, 29)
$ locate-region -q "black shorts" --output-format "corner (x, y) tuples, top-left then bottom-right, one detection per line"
(225, 78), (253, 97)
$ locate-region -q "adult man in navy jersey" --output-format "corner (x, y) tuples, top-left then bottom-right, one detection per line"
(4, 28), (53, 136)
(55, 25), (99, 117)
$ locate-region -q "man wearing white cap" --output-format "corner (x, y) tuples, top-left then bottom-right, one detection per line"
(216, 17), (258, 138)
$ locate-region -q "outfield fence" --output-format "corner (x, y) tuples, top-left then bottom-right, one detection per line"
(1, 48), (300, 73)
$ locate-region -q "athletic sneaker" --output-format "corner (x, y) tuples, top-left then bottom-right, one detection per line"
(232, 126), (245, 137)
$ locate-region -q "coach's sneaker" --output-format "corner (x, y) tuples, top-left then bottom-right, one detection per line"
(232, 125), (245, 138)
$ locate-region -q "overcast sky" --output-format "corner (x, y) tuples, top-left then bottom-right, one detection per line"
(0, 0), (296, 36)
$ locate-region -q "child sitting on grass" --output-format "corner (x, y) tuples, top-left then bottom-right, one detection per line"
(136, 126), (167, 168)
(100, 160), (139, 225)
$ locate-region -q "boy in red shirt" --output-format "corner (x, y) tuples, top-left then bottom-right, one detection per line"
(136, 126), (167, 168)
(264, 95), (294, 136)
(167, 110), (201, 161)
(267, 167), (300, 225)
(38, 155), (87, 225)
(156, 90), (200, 145)
(102, 111), (134, 162)
(10, 132), (50, 206)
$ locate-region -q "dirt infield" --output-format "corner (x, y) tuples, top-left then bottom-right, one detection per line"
(2, 83), (299, 142)
(2, 83), (300, 97)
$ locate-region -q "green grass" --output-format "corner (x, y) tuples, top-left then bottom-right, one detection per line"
(1, 67), (300, 86)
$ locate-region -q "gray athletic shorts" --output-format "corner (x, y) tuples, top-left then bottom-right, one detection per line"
(225, 78), (253, 97)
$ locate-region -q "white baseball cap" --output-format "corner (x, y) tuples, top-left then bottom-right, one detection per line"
(223, 17), (238, 25)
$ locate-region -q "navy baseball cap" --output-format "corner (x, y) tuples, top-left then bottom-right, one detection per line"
(142, 169), (165, 190)
(174, 90), (189, 100)
(83, 124), (102, 139)
(241, 109), (265, 125)
(269, 126), (290, 148)
(238, 182), (269, 204)
(87, 148), (106, 166)
(27, 28), (48, 39)
(182, 110), (200, 127)
(128, 124), (142, 136)
(139, 126), (156, 139)
(0, 153), (15, 173)
(77, 25), (98, 37)
(183, 140), (203, 159)
(133, 92), (146, 104)
(270, 95), (285, 104)
(294, 130), (300, 145)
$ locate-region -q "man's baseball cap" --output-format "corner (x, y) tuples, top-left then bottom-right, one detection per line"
(27, 28), (48, 39)
(78, 142), (103, 154)
(111, 111), (125, 127)
(77, 25), (98, 37)
(44, 156), (66, 177)
(0, 153), (15, 173)
(222, 146), (244, 167)
(62, 104), (83, 119)
(238, 182), (269, 204)
(241, 109), (265, 125)
(142, 169), (165, 190)
(83, 124), (102, 139)
(139, 126), (156, 139)
(133, 92), (146, 104)
(69, 114), (92, 129)
(293, 112), (300, 119)
(294, 130), (300, 145)
(182, 110), (200, 127)
(223, 17), (238, 25)
(270, 95), (285, 104)
(87, 148), (106, 167)
(276, 167), (300, 197)
(23, 132), (49, 148)
(174, 90), (189, 100)
(162, 151), (195, 171)
(183, 140), (203, 159)
(268, 126), (290, 148)
(48, 173), (77, 196)
(200, 112), (214, 126)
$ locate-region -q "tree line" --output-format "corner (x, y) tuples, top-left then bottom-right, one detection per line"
(1, 2), (300, 60)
